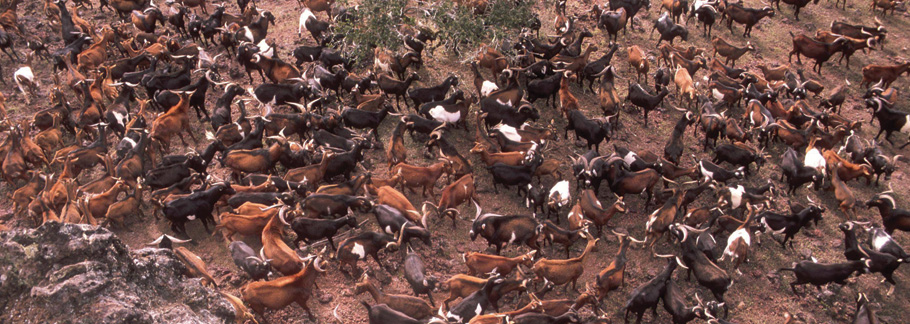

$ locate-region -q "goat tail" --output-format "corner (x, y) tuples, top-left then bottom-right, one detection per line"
(788, 31), (796, 38)
(777, 267), (796, 273)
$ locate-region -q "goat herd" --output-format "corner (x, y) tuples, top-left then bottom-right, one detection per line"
(0, 0), (909, 322)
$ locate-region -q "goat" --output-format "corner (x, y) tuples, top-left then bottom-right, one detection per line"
(860, 62), (910, 89)
(831, 21), (887, 50)
(445, 277), (505, 323)
(379, 72), (420, 111)
(694, 154), (744, 183)
(463, 250), (536, 276)
(358, 302), (421, 324)
(866, 97), (910, 148)
(594, 231), (641, 301)
(627, 83), (670, 127)
(530, 237), (598, 293)
(409, 75), (459, 109)
(579, 189), (627, 236)
(471, 201), (541, 254)
(757, 200), (826, 247)
(871, 0), (899, 15)
(163, 182), (236, 238)
(391, 160), (454, 198)
(866, 189), (910, 235)
(651, 12), (689, 45)
(241, 256), (327, 321)
(565, 110), (613, 152)
(355, 273), (434, 319)
(298, 8), (330, 41)
(670, 224), (732, 317)
(442, 274), (527, 311)
(628, 46), (650, 83)
(404, 245), (439, 306)
(778, 259), (870, 295)
(623, 258), (677, 324)
(229, 240), (272, 281)
(724, 3), (775, 37)
(711, 37), (754, 67)
(423, 173), (477, 228)
(771, 0), (818, 20)
(788, 32), (848, 74)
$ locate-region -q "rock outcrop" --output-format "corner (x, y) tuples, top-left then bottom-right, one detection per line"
(0, 222), (235, 324)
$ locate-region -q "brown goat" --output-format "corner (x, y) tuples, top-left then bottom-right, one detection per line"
(476, 45), (510, 81)
(173, 245), (219, 287)
(422, 173), (476, 228)
(579, 190), (627, 236)
(674, 64), (698, 110)
(86, 180), (130, 221)
(861, 62), (910, 88)
(822, 149), (873, 184)
(215, 204), (281, 242)
(102, 186), (143, 228)
(387, 120), (408, 169)
(285, 152), (333, 189)
(711, 37), (754, 67)
(76, 27), (114, 72)
(529, 237), (598, 293)
(372, 185), (425, 226)
(831, 163), (858, 219)
(391, 160), (454, 198)
(470, 142), (525, 166)
(262, 207), (303, 275)
(463, 250), (536, 276)
(558, 71), (579, 118)
(871, 0), (899, 15)
(442, 274), (527, 311)
(594, 231), (641, 301)
(223, 140), (288, 180)
(757, 63), (790, 81)
(151, 91), (197, 153)
(628, 45), (649, 83)
(220, 291), (258, 324)
(241, 256), (327, 321)
(355, 274), (434, 319)
(11, 171), (45, 215)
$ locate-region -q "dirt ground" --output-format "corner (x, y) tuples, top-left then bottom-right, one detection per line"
(2, 0), (910, 323)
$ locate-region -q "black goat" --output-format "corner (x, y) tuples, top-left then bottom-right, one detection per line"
(628, 83), (670, 127)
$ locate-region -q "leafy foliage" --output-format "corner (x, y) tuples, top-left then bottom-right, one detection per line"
(333, 0), (413, 64)
(333, 0), (537, 64)
(430, 0), (538, 56)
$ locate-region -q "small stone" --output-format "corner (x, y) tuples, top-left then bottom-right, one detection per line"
(317, 293), (334, 304)
(766, 271), (780, 281)
(374, 269), (392, 285)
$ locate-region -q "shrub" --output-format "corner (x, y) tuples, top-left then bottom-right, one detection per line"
(333, 0), (413, 65)
(430, 0), (537, 57)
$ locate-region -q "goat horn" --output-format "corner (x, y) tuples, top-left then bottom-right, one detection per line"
(333, 305), (342, 323)
(279, 206), (290, 225)
(628, 235), (646, 244)
(313, 256), (326, 272)
(806, 195), (816, 205)
(420, 205), (430, 228)
(611, 229), (626, 238)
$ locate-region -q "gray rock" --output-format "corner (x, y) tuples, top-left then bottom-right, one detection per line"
(0, 222), (235, 324)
